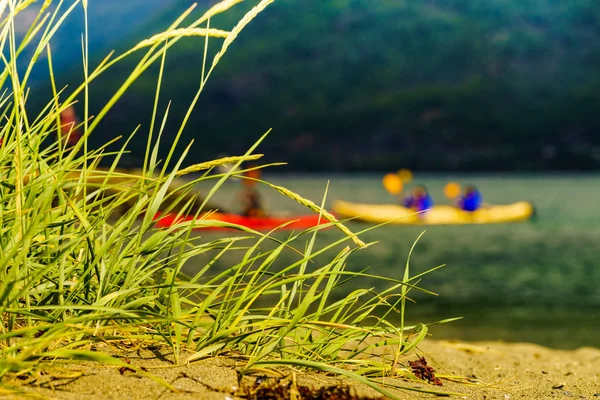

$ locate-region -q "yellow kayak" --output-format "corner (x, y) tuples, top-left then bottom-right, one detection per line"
(332, 200), (535, 225)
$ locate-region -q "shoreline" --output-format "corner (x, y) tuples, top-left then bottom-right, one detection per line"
(15, 339), (600, 399)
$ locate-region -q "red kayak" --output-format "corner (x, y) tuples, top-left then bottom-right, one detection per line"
(153, 212), (330, 231)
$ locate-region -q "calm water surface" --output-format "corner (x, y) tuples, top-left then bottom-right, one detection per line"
(187, 174), (600, 349)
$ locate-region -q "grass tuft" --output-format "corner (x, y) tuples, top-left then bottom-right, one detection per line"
(0, 0), (453, 398)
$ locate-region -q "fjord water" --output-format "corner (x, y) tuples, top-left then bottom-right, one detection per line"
(191, 174), (600, 349)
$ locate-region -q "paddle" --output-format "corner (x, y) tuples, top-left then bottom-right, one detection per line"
(382, 173), (403, 195)
(383, 168), (416, 193)
(397, 168), (413, 183)
(443, 182), (461, 200)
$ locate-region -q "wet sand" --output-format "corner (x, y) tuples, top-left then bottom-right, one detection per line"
(13, 340), (600, 399)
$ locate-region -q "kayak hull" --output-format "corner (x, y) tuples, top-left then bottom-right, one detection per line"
(332, 200), (535, 225)
(153, 212), (329, 231)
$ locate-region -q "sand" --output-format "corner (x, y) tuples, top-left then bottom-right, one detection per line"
(9, 340), (600, 399)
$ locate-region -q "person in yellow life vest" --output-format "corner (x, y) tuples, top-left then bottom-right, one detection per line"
(235, 166), (266, 217)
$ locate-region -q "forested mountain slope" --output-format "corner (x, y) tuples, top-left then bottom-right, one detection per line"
(43, 0), (600, 171)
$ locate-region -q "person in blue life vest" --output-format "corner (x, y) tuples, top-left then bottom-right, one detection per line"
(458, 184), (483, 212)
(403, 185), (434, 212)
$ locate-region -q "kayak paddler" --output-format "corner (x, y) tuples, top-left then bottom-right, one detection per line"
(457, 184), (483, 212)
(235, 165), (266, 218)
(403, 185), (434, 212)
(58, 106), (82, 149)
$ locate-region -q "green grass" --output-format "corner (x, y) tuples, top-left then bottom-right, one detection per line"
(0, 1), (455, 397)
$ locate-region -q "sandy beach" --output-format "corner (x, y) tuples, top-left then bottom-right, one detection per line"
(12, 339), (600, 399)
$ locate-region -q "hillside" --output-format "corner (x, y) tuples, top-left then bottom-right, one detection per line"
(38, 0), (600, 171)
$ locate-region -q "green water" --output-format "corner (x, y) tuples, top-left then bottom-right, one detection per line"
(188, 174), (600, 349)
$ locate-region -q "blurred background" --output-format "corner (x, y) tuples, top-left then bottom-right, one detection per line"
(22, 1), (600, 348)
